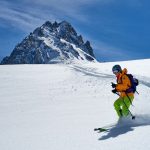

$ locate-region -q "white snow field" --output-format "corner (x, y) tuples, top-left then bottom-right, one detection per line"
(0, 59), (150, 150)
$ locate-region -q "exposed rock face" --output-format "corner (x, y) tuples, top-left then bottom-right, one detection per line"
(1, 21), (96, 64)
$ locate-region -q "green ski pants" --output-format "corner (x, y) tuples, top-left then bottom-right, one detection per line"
(114, 96), (134, 117)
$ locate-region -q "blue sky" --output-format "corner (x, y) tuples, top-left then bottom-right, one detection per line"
(0, 0), (150, 62)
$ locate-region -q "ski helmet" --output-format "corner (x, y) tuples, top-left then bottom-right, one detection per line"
(112, 65), (122, 73)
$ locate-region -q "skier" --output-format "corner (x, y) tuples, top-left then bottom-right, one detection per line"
(94, 64), (137, 132)
(111, 65), (134, 118)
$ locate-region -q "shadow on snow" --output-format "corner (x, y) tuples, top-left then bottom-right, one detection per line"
(99, 114), (150, 140)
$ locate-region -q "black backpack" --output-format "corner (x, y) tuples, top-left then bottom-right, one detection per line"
(125, 74), (139, 93)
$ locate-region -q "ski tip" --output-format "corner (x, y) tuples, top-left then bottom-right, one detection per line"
(94, 128), (108, 132)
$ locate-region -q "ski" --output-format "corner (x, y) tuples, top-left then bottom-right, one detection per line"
(94, 123), (117, 132)
(94, 124), (116, 132)
(94, 116), (136, 133)
(94, 128), (109, 132)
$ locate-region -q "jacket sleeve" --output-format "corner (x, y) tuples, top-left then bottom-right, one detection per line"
(116, 75), (131, 92)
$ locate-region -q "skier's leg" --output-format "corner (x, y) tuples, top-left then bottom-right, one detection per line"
(114, 98), (123, 117)
(122, 96), (134, 117)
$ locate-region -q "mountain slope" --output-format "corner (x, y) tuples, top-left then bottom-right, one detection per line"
(0, 59), (150, 150)
(1, 21), (96, 64)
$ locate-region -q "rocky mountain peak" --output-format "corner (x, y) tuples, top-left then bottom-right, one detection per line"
(1, 20), (96, 64)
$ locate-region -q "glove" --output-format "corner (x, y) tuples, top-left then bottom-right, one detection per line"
(111, 82), (116, 88)
(112, 89), (117, 94)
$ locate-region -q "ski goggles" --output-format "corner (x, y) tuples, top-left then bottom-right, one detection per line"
(113, 70), (119, 74)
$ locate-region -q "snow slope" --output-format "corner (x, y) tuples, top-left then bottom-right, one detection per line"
(0, 59), (150, 150)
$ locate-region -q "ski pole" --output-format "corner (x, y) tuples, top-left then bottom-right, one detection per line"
(115, 92), (135, 120)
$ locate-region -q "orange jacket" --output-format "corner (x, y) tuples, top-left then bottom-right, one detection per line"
(115, 68), (134, 97)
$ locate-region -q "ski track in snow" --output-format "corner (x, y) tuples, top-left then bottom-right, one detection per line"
(70, 64), (150, 89)
(70, 65), (113, 79)
(138, 77), (150, 88)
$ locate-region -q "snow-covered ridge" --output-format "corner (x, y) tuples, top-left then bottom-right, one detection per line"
(1, 21), (96, 64)
(60, 38), (96, 62)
